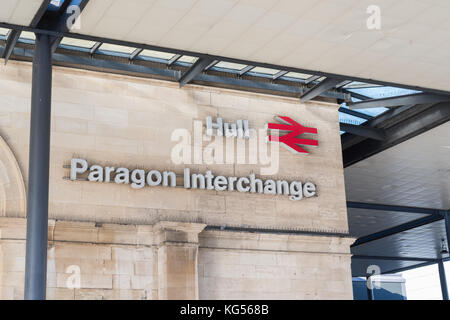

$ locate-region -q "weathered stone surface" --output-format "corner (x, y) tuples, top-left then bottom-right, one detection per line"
(0, 61), (352, 300)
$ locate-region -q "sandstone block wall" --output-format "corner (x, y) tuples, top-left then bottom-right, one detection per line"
(0, 61), (353, 299)
(0, 218), (353, 300)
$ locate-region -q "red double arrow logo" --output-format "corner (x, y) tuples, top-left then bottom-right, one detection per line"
(267, 116), (318, 154)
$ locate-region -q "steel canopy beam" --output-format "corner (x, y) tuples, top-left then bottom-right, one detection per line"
(438, 260), (449, 300)
(343, 89), (372, 101)
(347, 201), (443, 215)
(1, 29), (21, 64)
(343, 102), (450, 167)
(204, 59), (219, 70)
(349, 93), (450, 109)
(129, 48), (143, 61)
(272, 70), (288, 81)
(339, 123), (385, 140)
(179, 56), (215, 88)
(300, 77), (342, 102)
(168, 54), (182, 66)
(2, 0), (51, 64)
(352, 255), (436, 262)
(30, 0), (52, 27)
(239, 65), (254, 76)
(338, 107), (374, 120)
(2, 21), (450, 98)
(351, 214), (444, 248)
(48, 0), (91, 52)
(304, 75), (320, 84)
(0, 45), (349, 101)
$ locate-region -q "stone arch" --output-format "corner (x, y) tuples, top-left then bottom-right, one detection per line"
(0, 136), (26, 217)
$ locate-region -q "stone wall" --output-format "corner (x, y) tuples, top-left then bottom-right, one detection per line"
(0, 61), (353, 299)
(0, 217), (353, 300)
(0, 61), (347, 233)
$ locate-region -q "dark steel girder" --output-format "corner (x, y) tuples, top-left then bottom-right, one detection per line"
(45, 0), (91, 52)
(168, 54), (182, 66)
(30, 0), (52, 28)
(304, 75), (320, 84)
(1, 29), (21, 64)
(239, 65), (254, 76)
(347, 201), (443, 215)
(300, 77), (343, 102)
(1, 0), (50, 64)
(272, 70), (288, 81)
(349, 92), (450, 109)
(2, 22), (450, 98)
(338, 107), (374, 120)
(343, 102), (450, 167)
(384, 257), (450, 275)
(89, 42), (102, 55)
(351, 213), (444, 248)
(339, 123), (385, 140)
(129, 48), (143, 61)
(352, 255), (436, 262)
(204, 59), (219, 70)
(179, 56), (215, 88)
(343, 89), (372, 101)
(0, 46), (348, 100)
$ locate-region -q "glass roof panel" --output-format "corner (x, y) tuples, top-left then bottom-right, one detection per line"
(0, 28), (9, 36)
(60, 38), (97, 49)
(343, 81), (382, 89)
(339, 112), (368, 125)
(250, 67), (281, 75)
(341, 101), (388, 118)
(139, 50), (176, 60)
(350, 87), (420, 100)
(19, 31), (36, 42)
(98, 43), (136, 54)
(345, 86), (421, 119)
(214, 61), (248, 71)
(283, 72), (313, 80)
(177, 55), (198, 64)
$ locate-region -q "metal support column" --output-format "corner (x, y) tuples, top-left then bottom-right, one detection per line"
(445, 211), (450, 254)
(366, 276), (374, 300)
(438, 260), (449, 300)
(24, 33), (53, 300)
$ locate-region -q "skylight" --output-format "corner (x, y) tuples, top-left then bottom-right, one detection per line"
(339, 111), (368, 126)
(19, 31), (36, 43)
(214, 61), (248, 71)
(60, 38), (97, 49)
(250, 67), (281, 75)
(350, 86), (420, 100)
(98, 43), (136, 55)
(139, 50), (177, 61)
(0, 28), (9, 37)
(343, 81), (382, 89)
(283, 72), (313, 80)
(177, 56), (198, 64)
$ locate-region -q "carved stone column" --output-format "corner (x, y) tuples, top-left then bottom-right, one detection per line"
(154, 221), (206, 300)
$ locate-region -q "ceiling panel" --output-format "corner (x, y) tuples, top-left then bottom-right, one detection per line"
(347, 121), (450, 276)
(348, 208), (426, 238)
(351, 219), (448, 260)
(345, 122), (450, 209)
(0, 0), (44, 26)
(351, 258), (427, 277)
(70, 0), (450, 92)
